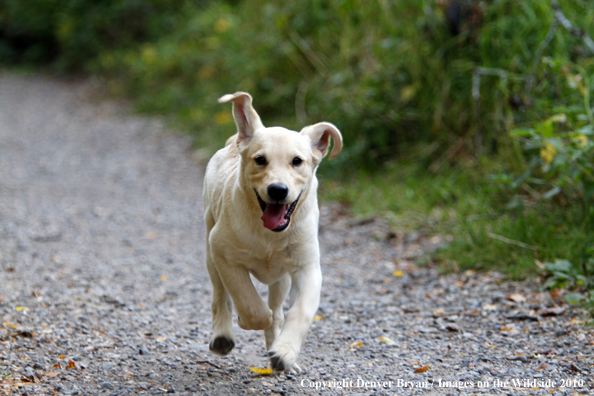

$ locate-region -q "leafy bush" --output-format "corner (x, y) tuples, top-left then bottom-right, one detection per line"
(0, 0), (186, 68)
(6, 0), (593, 169)
(492, 60), (594, 205)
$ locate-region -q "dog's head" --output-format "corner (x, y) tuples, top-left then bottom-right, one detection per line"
(219, 92), (342, 232)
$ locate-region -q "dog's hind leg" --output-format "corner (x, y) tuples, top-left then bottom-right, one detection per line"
(206, 246), (236, 355)
(265, 274), (290, 351)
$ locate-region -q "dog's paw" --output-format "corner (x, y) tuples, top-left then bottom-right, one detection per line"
(268, 348), (300, 373)
(209, 335), (235, 355)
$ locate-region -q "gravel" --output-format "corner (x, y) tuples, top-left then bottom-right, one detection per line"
(0, 73), (593, 395)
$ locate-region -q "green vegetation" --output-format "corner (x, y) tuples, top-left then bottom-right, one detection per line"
(2, 0), (593, 311)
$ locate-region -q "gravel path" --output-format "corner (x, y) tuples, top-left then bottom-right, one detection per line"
(0, 73), (593, 396)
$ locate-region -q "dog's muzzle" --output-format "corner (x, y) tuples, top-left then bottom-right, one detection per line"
(255, 189), (301, 232)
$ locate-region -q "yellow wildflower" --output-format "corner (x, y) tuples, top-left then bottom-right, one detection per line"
(540, 143), (557, 164)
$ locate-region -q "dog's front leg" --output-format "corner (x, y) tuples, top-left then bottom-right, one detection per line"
(269, 262), (321, 372)
(206, 252), (235, 355)
(265, 274), (291, 351)
(214, 255), (273, 331)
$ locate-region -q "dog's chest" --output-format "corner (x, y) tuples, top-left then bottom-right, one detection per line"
(242, 247), (295, 285)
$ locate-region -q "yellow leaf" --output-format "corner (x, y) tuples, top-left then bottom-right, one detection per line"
(415, 365), (430, 373)
(60, 354), (65, 360)
(546, 113), (567, 123)
(432, 308), (445, 316)
(67, 360), (76, 369)
(349, 341), (362, 350)
(380, 336), (396, 345)
(15, 306), (24, 312)
(250, 367), (272, 375)
(540, 143), (557, 165)
(314, 315), (323, 321)
(392, 270), (404, 277)
(159, 275), (167, 281)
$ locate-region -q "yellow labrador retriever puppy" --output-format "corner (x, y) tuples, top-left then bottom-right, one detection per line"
(203, 92), (342, 372)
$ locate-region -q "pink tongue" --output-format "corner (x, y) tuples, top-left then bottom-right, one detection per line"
(261, 203), (289, 230)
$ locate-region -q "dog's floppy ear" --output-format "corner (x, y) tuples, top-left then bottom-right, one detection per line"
(218, 92), (264, 148)
(300, 122), (343, 162)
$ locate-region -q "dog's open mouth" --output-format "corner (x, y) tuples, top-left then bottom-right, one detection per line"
(255, 190), (300, 232)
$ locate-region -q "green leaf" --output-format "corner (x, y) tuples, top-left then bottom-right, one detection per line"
(539, 121), (554, 139)
(545, 259), (574, 275)
(564, 293), (586, 305)
(542, 187), (561, 199)
(577, 125), (594, 135)
(509, 128), (534, 137)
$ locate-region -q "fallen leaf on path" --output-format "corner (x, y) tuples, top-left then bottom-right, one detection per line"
(538, 306), (566, 316)
(314, 315), (323, 321)
(44, 372), (60, 377)
(432, 308), (445, 316)
(67, 360), (75, 369)
(392, 270), (404, 277)
(507, 293), (526, 303)
(414, 365), (429, 373)
(380, 336), (395, 345)
(250, 367), (272, 375)
(482, 303), (497, 311)
(156, 336), (167, 342)
(349, 341), (362, 350)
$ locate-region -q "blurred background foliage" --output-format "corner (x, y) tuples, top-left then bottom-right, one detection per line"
(2, 0), (594, 309)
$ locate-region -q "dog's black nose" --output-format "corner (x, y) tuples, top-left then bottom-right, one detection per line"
(267, 183), (289, 202)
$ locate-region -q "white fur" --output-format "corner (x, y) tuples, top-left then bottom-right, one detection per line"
(203, 92), (342, 372)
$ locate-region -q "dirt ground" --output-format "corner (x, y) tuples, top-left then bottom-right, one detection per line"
(0, 74), (593, 395)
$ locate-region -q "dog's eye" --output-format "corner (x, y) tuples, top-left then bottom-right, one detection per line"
(292, 157), (303, 167)
(255, 156), (267, 165)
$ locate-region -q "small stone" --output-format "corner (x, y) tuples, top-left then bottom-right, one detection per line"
(101, 382), (114, 390)
(139, 348), (150, 355)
